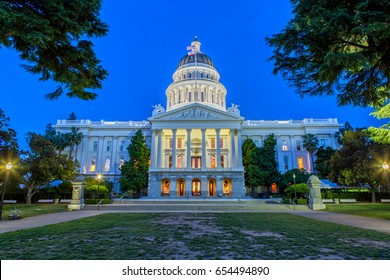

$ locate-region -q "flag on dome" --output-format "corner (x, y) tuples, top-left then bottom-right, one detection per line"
(187, 45), (195, 56)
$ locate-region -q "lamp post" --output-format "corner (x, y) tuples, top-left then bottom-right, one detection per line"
(293, 173), (296, 203)
(96, 174), (102, 210)
(383, 162), (390, 197)
(0, 162), (12, 221)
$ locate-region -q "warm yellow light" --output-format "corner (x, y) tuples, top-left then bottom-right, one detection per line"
(5, 162), (12, 170)
(383, 162), (389, 170)
(96, 174), (103, 180)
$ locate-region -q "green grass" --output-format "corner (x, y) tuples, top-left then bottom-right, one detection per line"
(323, 204), (390, 220)
(0, 212), (389, 260)
(1, 204), (68, 219)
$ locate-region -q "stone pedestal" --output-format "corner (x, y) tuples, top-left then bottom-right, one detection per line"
(307, 175), (325, 210)
(68, 176), (86, 211)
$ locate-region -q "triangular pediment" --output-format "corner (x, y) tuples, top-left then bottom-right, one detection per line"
(148, 103), (244, 122)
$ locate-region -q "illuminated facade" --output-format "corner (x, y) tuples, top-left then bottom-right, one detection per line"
(54, 38), (341, 197)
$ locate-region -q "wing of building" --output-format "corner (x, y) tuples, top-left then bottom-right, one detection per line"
(53, 37), (341, 198)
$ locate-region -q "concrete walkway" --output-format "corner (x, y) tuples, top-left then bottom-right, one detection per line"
(1, 209), (390, 234)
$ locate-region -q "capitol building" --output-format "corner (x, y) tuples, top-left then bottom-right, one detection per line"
(54, 38), (341, 198)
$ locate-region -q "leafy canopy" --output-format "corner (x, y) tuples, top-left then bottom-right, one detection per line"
(266, 0), (390, 108)
(0, 0), (108, 100)
(120, 130), (150, 194)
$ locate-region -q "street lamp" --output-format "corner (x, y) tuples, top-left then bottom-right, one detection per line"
(383, 162), (390, 197)
(293, 173), (297, 203)
(0, 162), (13, 221)
(96, 174), (102, 210)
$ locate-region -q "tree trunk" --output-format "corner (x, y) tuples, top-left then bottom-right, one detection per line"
(26, 188), (33, 204)
(371, 189), (376, 203)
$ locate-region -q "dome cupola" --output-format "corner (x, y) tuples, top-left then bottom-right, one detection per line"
(166, 37), (227, 112)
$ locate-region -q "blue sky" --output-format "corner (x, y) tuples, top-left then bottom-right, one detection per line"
(0, 0), (383, 150)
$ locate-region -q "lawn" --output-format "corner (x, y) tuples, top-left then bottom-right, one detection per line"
(0, 212), (389, 260)
(1, 204), (68, 219)
(324, 204), (390, 220)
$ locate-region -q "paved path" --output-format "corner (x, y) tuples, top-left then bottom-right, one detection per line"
(291, 211), (390, 234)
(1, 209), (390, 234)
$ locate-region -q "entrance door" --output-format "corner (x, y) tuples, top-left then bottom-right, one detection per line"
(208, 179), (216, 196)
(192, 179), (201, 196)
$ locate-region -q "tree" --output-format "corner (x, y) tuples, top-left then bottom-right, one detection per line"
(21, 132), (78, 204)
(315, 146), (336, 178)
(64, 127), (83, 160)
(120, 130), (150, 196)
(0, 1), (108, 100)
(368, 105), (390, 144)
(335, 121), (354, 145)
(43, 123), (68, 153)
(68, 112), (77, 120)
(242, 135), (280, 196)
(302, 134), (319, 173)
(281, 168), (311, 188)
(266, 0), (390, 108)
(329, 129), (390, 202)
(0, 109), (20, 196)
(242, 138), (257, 188)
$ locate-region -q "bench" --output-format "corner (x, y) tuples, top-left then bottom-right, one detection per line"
(3, 200), (17, 204)
(60, 199), (72, 203)
(37, 199), (54, 203)
(322, 199), (334, 203)
(8, 208), (22, 220)
(340, 198), (357, 203)
(380, 199), (390, 203)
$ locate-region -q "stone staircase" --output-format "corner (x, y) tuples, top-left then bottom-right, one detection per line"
(84, 199), (309, 212)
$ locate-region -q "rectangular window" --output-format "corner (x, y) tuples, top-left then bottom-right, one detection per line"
(282, 140), (288, 151)
(106, 141), (112, 152)
(320, 139), (326, 147)
(220, 155), (224, 168)
(120, 141), (125, 152)
(93, 141), (98, 152)
(211, 138), (216, 149)
(168, 155), (172, 168)
(168, 138), (172, 149)
(191, 156), (201, 168)
(298, 156), (304, 169)
(211, 156), (216, 168)
(177, 155), (182, 168)
(177, 138), (182, 149)
(296, 140), (301, 151)
(283, 156), (289, 171)
(220, 138), (224, 148)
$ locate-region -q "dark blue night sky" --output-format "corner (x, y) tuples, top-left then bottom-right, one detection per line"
(0, 0), (383, 149)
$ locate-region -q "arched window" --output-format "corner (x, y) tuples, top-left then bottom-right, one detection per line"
(200, 72), (204, 78)
(90, 159), (96, 172)
(178, 92), (181, 103)
(201, 91), (204, 102)
(119, 158), (125, 169)
(188, 91), (192, 102)
(104, 158), (110, 172)
(188, 72), (192, 79)
(194, 91), (198, 101)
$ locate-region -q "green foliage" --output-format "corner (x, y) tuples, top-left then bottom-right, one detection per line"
(0, 0), (108, 100)
(266, 0), (390, 108)
(368, 103), (390, 144)
(21, 132), (79, 204)
(120, 130), (150, 194)
(329, 129), (390, 200)
(85, 177), (113, 194)
(281, 168), (311, 187)
(303, 133), (319, 173)
(242, 135), (280, 190)
(315, 146), (336, 178)
(285, 183), (309, 198)
(84, 184), (109, 199)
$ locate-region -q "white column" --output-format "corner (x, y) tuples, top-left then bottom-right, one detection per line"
(237, 130), (243, 168)
(111, 136), (118, 173)
(157, 129), (162, 168)
(151, 130), (156, 167)
(201, 129), (206, 169)
(216, 129), (221, 168)
(231, 129), (236, 168)
(79, 135), (89, 174)
(290, 136), (297, 169)
(96, 136), (104, 173)
(172, 129), (177, 169)
(187, 129), (191, 169)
